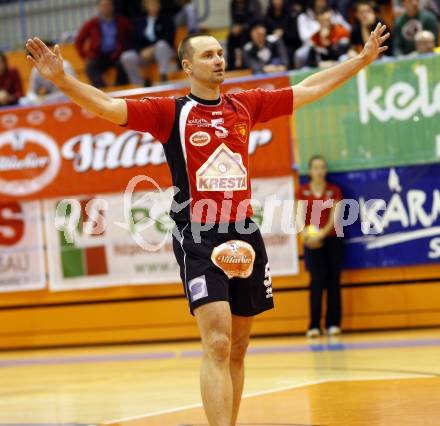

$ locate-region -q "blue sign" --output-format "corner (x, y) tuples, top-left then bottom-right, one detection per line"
(305, 164), (440, 269)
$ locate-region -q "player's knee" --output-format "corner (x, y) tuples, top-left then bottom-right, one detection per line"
(230, 338), (250, 363)
(205, 332), (231, 363)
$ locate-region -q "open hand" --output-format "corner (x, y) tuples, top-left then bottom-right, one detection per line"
(26, 37), (65, 83)
(360, 22), (390, 64)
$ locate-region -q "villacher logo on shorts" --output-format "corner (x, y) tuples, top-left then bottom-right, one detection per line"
(189, 131), (211, 147)
(196, 143), (247, 191)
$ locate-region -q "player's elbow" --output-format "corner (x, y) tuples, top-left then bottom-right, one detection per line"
(292, 84), (320, 109)
(100, 98), (127, 126)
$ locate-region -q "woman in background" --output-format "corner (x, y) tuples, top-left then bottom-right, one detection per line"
(0, 51), (23, 106)
(296, 155), (344, 338)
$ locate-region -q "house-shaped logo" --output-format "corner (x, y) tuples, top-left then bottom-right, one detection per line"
(196, 143), (247, 191)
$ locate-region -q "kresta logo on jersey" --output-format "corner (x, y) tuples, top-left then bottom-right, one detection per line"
(196, 143), (247, 191)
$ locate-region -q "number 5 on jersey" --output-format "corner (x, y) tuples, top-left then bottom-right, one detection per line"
(211, 118), (229, 138)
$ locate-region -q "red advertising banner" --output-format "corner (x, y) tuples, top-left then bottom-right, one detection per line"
(0, 75), (293, 202)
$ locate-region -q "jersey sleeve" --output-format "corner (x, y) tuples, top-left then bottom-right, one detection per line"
(124, 96), (175, 143)
(232, 87), (293, 126)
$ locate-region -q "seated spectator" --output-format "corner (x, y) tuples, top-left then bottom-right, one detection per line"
(171, 0), (200, 34)
(393, 0), (438, 55)
(20, 41), (76, 106)
(75, 0), (131, 88)
(394, 0), (440, 19)
(265, 0), (302, 68)
(227, 0), (263, 70)
(349, 1), (392, 56)
(243, 21), (289, 73)
(411, 29), (437, 54)
(121, 0), (175, 85)
(306, 7), (350, 68)
(295, 0), (351, 68)
(115, 0), (199, 33)
(114, 0), (143, 18)
(0, 51), (23, 106)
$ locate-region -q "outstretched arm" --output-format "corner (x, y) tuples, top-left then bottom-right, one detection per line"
(26, 38), (127, 125)
(292, 23), (390, 109)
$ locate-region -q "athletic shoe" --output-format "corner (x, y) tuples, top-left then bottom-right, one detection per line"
(306, 328), (321, 338)
(327, 326), (342, 336)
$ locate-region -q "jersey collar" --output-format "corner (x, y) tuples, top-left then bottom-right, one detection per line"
(187, 93), (222, 106)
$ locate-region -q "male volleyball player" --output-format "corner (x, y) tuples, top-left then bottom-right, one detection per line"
(26, 24), (389, 426)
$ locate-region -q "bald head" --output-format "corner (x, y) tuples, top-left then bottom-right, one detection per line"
(178, 33), (219, 64)
(415, 30), (435, 54)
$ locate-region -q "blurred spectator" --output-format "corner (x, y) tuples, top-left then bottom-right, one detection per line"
(75, 0), (131, 88)
(393, 0), (438, 55)
(410, 29), (437, 53)
(227, 0), (263, 70)
(243, 21), (289, 73)
(394, 0), (440, 19)
(348, 1), (392, 56)
(113, 0), (143, 18)
(306, 7), (350, 68)
(265, 0), (302, 68)
(115, 0), (199, 33)
(172, 0), (200, 34)
(0, 51), (23, 106)
(20, 42), (76, 106)
(121, 0), (175, 85)
(295, 0), (350, 68)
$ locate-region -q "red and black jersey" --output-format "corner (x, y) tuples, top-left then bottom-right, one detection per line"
(125, 87), (293, 223)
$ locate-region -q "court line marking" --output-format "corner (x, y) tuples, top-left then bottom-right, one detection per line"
(2, 337), (440, 368)
(102, 374), (434, 424)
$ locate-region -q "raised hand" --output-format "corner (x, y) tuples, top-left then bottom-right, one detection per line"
(360, 22), (390, 64)
(26, 37), (65, 83)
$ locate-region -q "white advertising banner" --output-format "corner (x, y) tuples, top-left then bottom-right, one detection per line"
(44, 176), (298, 291)
(0, 201), (46, 292)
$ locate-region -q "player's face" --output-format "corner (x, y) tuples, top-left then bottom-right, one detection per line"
(189, 37), (226, 85)
(309, 159), (327, 182)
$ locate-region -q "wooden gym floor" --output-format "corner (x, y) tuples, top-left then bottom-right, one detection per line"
(0, 328), (439, 426)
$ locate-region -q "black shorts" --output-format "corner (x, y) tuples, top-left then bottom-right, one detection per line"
(172, 218), (274, 316)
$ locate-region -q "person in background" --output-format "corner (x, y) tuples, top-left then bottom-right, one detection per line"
(75, 0), (131, 88)
(243, 21), (289, 73)
(227, 0), (263, 70)
(295, 0), (350, 68)
(296, 155), (344, 338)
(114, 0), (199, 33)
(348, 1), (392, 57)
(120, 0), (176, 85)
(20, 41), (76, 106)
(394, 0), (440, 19)
(265, 0), (302, 69)
(411, 29), (437, 53)
(171, 0), (200, 34)
(306, 7), (351, 68)
(393, 0), (438, 55)
(0, 51), (23, 106)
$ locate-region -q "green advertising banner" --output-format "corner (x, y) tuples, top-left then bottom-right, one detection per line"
(290, 55), (440, 174)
